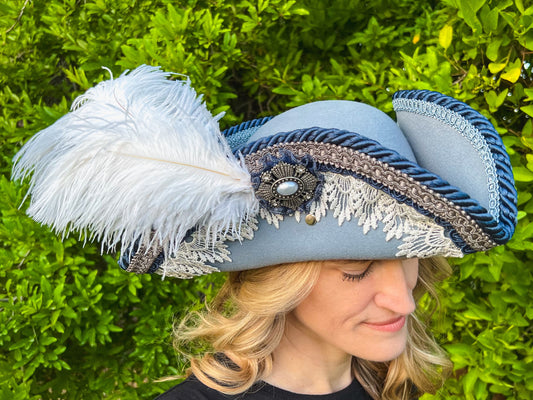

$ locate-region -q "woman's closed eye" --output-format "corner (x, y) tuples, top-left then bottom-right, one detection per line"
(342, 262), (374, 282)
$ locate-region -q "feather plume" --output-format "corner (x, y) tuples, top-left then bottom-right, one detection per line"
(13, 65), (259, 260)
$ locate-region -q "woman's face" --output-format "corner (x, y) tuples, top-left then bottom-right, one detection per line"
(287, 258), (419, 362)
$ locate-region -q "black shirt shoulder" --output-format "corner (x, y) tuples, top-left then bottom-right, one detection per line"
(154, 376), (373, 400)
(154, 376), (230, 400)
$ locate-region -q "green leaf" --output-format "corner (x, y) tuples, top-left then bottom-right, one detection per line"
(501, 59), (523, 83)
(463, 305), (492, 320)
(463, 368), (479, 395)
(521, 136), (533, 150)
(272, 86), (301, 95)
(439, 25), (453, 49)
(484, 89), (507, 111)
(516, 0), (525, 14)
(488, 262), (502, 281)
(501, 67), (522, 83)
(523, 119), (533, 136)
(489, 62), (507, 74)
(519, 29), (533, 51)
(513, 166), (533, 181)
(480, 5), (499, 32)
(291, 8), (309, 16)
(524, 87), (533, 101)
(521, 105), (533, 117)
(458, 0), (483, 32)
(509, 312), (529, 326)
(446, 343), (474, 357)
(486, 38), (502, 62)
(40, 336), (57, 346)
(460, 261), (476, 280)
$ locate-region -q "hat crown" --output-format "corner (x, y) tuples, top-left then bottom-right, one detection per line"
(251, 100), (417, 163)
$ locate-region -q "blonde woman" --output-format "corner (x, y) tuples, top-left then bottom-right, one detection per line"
(157, 257), (451, 400)
(13, 66), (517, 400)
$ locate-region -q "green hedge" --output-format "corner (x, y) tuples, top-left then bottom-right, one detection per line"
(1, 0), (532, 399)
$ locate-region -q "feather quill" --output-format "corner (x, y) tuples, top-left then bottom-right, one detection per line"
(12, 65), (258, 260)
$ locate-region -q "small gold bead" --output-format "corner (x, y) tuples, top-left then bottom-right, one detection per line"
(305, 214), (317, 225)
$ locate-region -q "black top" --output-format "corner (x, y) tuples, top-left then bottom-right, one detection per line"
(154, 376), (373, 400)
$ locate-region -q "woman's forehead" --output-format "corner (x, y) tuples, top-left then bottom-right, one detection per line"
(322, 260), (372, 268)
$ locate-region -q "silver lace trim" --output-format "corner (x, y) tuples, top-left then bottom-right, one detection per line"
(158, 171), (463, 278)
(393, 97), (499, 221)
(157, 218), (258, 278)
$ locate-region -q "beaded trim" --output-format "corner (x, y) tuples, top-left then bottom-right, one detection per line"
(244, 142), (496, 252)
(392, 97), (500, 221)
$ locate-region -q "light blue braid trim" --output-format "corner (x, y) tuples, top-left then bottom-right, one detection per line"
(225, 126), (263, 149)
(392, 97), (500, 221)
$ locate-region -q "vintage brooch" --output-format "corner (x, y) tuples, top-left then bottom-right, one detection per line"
(255, 161), (320, 212)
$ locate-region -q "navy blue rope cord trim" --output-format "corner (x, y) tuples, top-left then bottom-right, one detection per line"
(118, 247), (134, 271)
(237, 127), (506, 244)
(222, 117), (273, 138)
(393, 90), (517, 243)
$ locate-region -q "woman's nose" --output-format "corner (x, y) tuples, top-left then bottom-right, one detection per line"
(373, 259), (418, 315)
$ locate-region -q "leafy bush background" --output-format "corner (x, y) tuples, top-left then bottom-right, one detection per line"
(1, 0), (532, 399)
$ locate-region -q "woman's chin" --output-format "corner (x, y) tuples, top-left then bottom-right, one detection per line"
(349, 328), (409, 362)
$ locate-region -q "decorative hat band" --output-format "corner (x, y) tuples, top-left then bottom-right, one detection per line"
(246, 136), (499, 246)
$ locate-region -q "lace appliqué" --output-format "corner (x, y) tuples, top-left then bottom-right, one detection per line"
(157, 218), (258, 278)
(238, 173), (461, 259)
(259, 207), (284, 228)
(310, 173), (462, 258)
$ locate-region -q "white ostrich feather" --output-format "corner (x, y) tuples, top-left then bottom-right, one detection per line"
(12, 65), (259, 258)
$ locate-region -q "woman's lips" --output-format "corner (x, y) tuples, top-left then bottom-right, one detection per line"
(361, 316), (406, 332)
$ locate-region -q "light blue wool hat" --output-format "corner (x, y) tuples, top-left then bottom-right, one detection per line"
(12, 66), (517, 278)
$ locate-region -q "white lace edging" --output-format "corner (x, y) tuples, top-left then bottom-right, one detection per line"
(158, 172), (462, 278)
(158, 218), (258, 278)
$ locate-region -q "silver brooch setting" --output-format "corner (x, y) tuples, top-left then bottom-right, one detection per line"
(256, 161), (320, 211)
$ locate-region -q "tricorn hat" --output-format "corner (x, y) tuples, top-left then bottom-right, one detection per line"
(13, 66), (517, 278)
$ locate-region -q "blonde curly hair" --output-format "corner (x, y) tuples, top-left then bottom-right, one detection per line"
(174, 257), (452, 400)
